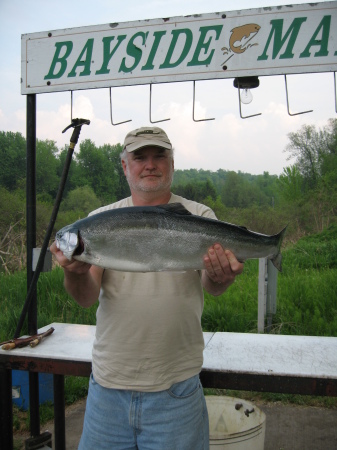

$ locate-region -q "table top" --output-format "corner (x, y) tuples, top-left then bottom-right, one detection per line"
(1, 323), (337, 379)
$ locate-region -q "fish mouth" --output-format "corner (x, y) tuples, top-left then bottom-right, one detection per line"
(73, 234), (85, 256)
(56, 230), (84, 259)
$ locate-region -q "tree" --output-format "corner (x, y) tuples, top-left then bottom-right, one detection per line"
(277, 165), (303, 203)
(0, 131), (26, 191)
(36, 139), (60, 198)
(282, 119), (337, 232)
(62, 186), (101, 216)
(284, 122), (336, 190)
(75, 140), (129, 203)
(172, 179), (217, 203)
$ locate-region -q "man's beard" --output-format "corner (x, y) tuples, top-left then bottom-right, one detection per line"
(125, 167), (174, 193)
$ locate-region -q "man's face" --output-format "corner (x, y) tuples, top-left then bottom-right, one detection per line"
(122, 146), (174, 194)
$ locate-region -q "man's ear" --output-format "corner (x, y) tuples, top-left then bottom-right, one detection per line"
(121, 158), (127, 176)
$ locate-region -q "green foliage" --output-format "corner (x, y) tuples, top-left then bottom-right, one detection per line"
(172, 169), (278, 209)
(36, 139), (60, 197)
(0, 267), (98, 342)
(0, 131), (26, 191)
(283, 224), (337, 270)
(202, 227), (337, 337)
(277, 165), (303, 203)
(279, 119), (337, 233)
(60, 185), (101, 216)
(172, 178), (217, 203)
(0, 118), (336, 273)
(74, 140), (129, 204)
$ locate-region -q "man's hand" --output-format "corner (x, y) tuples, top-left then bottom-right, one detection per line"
(50, 241), (92, 274)
(202, 244), (244, 296)
(50, 241), (103, 307)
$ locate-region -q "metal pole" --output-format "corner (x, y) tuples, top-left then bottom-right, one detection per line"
(26, 93), (37, 336)
(258, 258), (267, 333)
(54, 374), (66, 450)
(26, 93), (40, 437)
(0, 369), (13, 450)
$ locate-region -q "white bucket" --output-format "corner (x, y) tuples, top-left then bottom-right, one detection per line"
(205, 396), (266, 449)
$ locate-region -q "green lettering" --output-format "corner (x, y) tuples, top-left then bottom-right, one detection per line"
(119, 32), (148, 73)
(44, 41), (73, 79)
(68, 38), (94, 77)
(95, 35), (127, 74)
(187, 25), (223, 66)
(142, 31), (167, 70)
(257, 17), (307, 60)
(159, 29), (193, 69)
(300, 15), (330, 58)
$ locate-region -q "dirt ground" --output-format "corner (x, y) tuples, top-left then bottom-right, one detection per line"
(14, 398), (337, 450)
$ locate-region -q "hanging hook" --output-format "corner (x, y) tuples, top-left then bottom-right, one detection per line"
(236, 79), (262, 119)
(109, 87), (132, 126)
(192, 81), (215, 122)
(149, 84), (170, 124)
(333, 72), (337, 113)
(284, 75), (313, 116)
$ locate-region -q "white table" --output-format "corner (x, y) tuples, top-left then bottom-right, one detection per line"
(1, 323), (337, 450)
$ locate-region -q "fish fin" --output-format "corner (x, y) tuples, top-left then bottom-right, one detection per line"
(271, 253), (282, 272)
(156, 203), (192, 216)
(271, 225), (288, 272)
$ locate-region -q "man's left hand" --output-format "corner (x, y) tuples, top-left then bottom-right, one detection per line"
(202, 245), (244, 295)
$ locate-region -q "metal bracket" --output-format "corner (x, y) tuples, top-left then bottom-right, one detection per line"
(149, 84), (170, 124)
(109, 87), (132, 126)
(192, 81), (215, 122)
(284, 75), (313, 116)
(236, 79), (262, 119)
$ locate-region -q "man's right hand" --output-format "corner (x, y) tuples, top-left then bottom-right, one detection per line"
(50, 241), (103, 308)
(50, 241), (92, 274)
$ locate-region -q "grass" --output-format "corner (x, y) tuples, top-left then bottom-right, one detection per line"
(1, 225), (337, 434)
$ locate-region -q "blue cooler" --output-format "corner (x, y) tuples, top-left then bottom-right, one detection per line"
(12, 370), (53, 410)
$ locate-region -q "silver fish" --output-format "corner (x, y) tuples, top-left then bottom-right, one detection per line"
(56, 203), (286, 272)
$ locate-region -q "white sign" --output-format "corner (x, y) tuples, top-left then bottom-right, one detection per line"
(21, 1), (337, 94)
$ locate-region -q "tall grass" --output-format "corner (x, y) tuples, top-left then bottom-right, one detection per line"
(0, 268), (97, 342)
(202, 224), (337, 336)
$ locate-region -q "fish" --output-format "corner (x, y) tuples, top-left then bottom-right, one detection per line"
(223, 23), (261, 54)
(55, 203), (287, 272)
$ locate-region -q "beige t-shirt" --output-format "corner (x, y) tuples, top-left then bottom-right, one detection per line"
(90, 194), (216, 392)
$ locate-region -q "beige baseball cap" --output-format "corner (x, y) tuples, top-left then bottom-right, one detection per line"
(123, 127), (172, 152)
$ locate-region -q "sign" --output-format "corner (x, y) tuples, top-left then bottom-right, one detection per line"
(21, 1), (337, 94)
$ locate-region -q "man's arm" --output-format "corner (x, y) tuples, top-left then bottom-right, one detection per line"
(50, 241), (103, 308)
(202, 245), (244, 296)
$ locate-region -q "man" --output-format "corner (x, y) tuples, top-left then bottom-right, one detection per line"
(50, 126), (243, 450)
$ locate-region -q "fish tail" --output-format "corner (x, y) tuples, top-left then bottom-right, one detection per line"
(271, 226), (287, 272)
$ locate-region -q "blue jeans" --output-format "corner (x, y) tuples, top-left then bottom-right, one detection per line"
(78, 374), (209, 450)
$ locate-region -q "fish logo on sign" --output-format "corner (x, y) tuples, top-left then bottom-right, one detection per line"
(221, 23), (261, 65)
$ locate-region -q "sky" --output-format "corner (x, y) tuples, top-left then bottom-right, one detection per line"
(0, 0), (336, 176)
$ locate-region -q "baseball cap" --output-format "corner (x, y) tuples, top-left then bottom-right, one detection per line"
(123, 127), (172, 152)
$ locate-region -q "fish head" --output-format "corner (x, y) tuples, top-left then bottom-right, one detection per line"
(56, 228), (80, 260)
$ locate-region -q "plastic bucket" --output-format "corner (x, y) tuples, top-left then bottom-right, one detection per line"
(12, 370), (53, 410)
(205, 396), (266, 449)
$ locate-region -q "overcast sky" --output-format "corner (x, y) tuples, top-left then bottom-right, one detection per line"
(0, 0), (335, 175)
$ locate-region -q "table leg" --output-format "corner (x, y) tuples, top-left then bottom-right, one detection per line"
(53, 374), (66, 450)
(0, 368), (13, 450)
